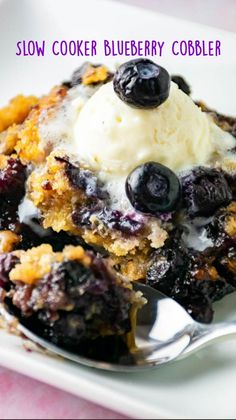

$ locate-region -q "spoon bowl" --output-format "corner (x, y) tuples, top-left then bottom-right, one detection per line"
(1, 283), (236, 371)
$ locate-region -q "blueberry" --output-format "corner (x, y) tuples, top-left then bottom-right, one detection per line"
(55, 157), (108, 200)
(0, 253), (19, 290)
(181, 167), (232, 217)
(0, 158), (27, 231)
(0, 158), (26, 197)
(65, 161), (108, 200)
(113, 59), (170, 109)
(146, 234), (234, 323)
(97, 208), (143, 235)
(126, 162), (181, 215)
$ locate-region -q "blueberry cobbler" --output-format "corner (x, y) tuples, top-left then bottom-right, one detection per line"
(0, 59), (236, 354)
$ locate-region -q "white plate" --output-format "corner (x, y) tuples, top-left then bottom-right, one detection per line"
(0, 0), (236, 418)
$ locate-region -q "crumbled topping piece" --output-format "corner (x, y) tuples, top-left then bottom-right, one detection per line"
(9, 244), (89, 284)
(0, 231), (20, 253)
(0, 95), (38, 133)
(70, 63), (112, 87)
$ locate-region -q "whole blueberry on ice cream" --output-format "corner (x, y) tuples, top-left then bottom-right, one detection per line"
(113, 59), (170, 109)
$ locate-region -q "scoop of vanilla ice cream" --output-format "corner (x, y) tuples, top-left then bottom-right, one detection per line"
(74, 81), (235, 175)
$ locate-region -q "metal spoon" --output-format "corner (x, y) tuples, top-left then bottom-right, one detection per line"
(1, 282), (236, 371)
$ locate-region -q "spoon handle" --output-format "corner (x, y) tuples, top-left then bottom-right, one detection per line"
(180, 321), (236, 358)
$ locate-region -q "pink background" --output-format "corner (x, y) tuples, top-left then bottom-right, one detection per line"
(0, 0), (235, 419)
(0, 367), (125, 419)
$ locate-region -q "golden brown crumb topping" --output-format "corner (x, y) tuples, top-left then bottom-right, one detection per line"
(224, 202), (236, 237)
(0, 95), (38, 133)
(0, 124), (21, 155)
(28, 152), (87, 233)
(0, 154), (9, 169)
(0, 231), (20, 253)
(10, 244), (91, 284)
(82, 64), (110, 85)
(0, 86), (67, 163)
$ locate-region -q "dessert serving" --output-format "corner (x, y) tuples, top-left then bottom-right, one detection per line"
(0, 58), (236, 354)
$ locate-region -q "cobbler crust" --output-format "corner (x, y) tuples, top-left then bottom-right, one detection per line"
(0, 231), (20, 253)
(10, 244), (90, 284)
(0, 95), (38, 134)
(0, 87), (68, 163)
